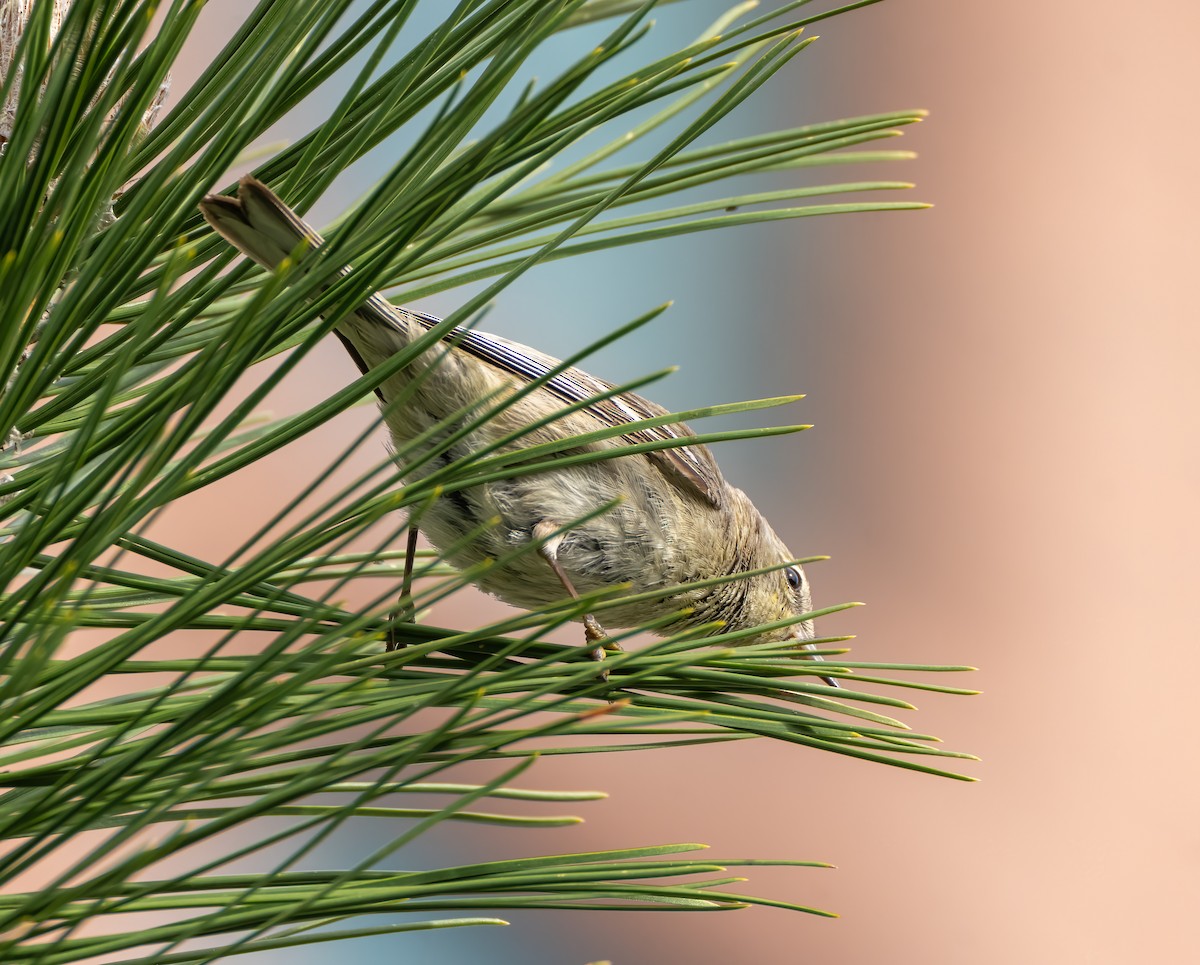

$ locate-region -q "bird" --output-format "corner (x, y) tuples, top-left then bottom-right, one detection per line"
(200, 177), (837, 687)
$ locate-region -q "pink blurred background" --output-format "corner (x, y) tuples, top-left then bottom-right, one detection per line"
(154, 1), (1200, 962)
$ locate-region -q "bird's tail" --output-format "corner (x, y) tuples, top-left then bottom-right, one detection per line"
(199, 176), (325, 273)
(200, 176), (424, 383)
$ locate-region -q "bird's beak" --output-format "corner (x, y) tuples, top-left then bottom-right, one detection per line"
(799, 640), (840, 689)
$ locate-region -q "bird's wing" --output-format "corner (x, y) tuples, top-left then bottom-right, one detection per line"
(410, 313), (725, 508)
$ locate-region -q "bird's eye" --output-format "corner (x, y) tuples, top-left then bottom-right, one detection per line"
(785, 566), (803, 591)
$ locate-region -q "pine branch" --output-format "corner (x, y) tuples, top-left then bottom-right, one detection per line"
(0, 1), (973, 961)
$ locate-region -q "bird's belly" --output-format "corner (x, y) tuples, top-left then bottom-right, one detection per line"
(414, 465), (677, 626)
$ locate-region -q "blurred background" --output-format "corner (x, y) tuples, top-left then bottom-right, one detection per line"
(159, 0), (1200, 961)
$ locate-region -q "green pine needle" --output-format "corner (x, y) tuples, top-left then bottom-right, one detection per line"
(0, 1), (972, 961)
